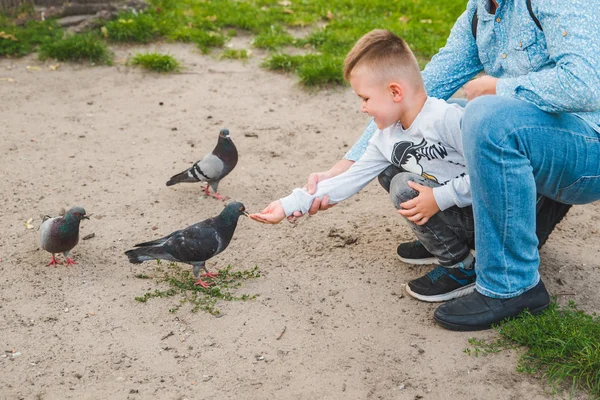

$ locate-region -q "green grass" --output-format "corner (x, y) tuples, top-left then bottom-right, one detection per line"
(464, 301), (600, 398)
(38, 32), (113, 64)
(220, 48), (250, 60)
(0, 18), (62, 57)
(1, 0), (467, 85)
(131, 52), (180, 72)
(134, 263), (260, 315)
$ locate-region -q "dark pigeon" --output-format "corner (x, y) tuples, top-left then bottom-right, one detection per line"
(166, 128), (238, 201)
(39, 206), (89, 266)
(125, 202), (248, 288)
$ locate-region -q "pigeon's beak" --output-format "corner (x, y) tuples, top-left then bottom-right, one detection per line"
(83, 214), (90, 220)
(244, 211), (250, 217)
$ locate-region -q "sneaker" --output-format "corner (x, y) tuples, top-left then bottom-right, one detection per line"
(396, 240), (438, 265)
(405, 265), (476, 302)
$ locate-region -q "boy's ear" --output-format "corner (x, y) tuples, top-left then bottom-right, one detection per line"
(388, 82), (403, 102)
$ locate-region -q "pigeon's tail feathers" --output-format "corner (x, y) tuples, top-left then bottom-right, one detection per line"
(125, 247), (170, 264)
(167, 162), (211, 186)
(166, 169), (198, 186)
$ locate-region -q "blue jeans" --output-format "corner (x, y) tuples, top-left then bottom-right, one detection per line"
(462, 96), (600, 298)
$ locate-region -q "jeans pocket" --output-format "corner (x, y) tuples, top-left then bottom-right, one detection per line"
(557, 175), (600, 204)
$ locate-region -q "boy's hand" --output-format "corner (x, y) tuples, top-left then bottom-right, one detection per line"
(249, 200), (286, 224)
(398, 181), (440, 226)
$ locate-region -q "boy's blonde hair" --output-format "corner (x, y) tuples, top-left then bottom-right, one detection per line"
(343, 29), (423, 88)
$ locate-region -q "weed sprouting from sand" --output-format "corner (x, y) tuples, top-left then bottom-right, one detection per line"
(38, 33), (113, 65)
(134, 263), (260, 315)
(131, 52), (180, 72)
(464, 301), (600, 397)
(220, 48), (250, 60)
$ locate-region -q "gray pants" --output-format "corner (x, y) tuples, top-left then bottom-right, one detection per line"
(387, 169), (475, 267)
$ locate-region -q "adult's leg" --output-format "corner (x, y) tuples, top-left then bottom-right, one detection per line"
(435, 95), (600, 330)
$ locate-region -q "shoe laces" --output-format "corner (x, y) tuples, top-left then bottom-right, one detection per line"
(425, 266), (447, 283)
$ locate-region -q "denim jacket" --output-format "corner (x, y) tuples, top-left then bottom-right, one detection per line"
(346, 0), (600, 161)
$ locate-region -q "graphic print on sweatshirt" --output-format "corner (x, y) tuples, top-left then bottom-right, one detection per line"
(391, 138), (452, 183)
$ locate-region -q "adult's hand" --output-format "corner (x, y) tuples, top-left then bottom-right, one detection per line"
(464, 75), (498, 100)
(287, 159), (355, 220)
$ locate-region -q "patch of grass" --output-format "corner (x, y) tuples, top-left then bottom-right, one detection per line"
(220, 48), (250, 60)
(38, 32), (112, 65)
(2, 0), (468, 85)
(103, 12), (161, 43)
(0, 18), (62, 57)
(134, 263), (260, 315)
(464, 301), (600, 397)
(131, 52), (180, 72)
(252, 24), (295, 50)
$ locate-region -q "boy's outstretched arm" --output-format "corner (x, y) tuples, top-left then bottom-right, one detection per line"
(249, 200), (286, 224)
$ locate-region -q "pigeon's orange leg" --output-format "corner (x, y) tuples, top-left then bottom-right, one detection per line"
(65, 258), (78, 266)
(201, 271), (219, 279)
(203, 185), (228, 201)
(194, 279), (215, 289)
(211, 192), (228, 201)
(47, 254), (61, 267)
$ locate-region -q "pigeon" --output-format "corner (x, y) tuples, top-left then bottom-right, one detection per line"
(166, 128), (238, 201)
(39, 206), (89, 266)
(125, 202), (249, 288)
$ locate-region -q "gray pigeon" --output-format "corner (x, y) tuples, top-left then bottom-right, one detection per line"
(39, 206), (89, 266)
(125, 202), (248, 288)
(166, 128), (238, 201)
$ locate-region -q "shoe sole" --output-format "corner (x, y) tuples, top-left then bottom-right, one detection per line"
(405, 282), (476, 303)
(397, 254), (439, 265)
(433, 303), (550, 331)
(396, 249), (476, 266)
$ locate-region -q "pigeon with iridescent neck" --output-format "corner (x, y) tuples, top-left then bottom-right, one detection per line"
(166, 128), (238, 200)
(39, 206), (89, 266)
(124, 202), (249, 288)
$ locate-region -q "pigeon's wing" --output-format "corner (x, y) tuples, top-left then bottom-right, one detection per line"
(39, 217), (59, 251)
(134, 230), (181, 247)
(195, 153), (225, 182)
(163, 219), (223, 262)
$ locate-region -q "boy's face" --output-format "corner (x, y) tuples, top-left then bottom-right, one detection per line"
(349, 68), (401, 130)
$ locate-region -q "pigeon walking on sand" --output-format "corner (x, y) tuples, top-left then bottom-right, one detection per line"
(39, 206), (89, 266)
(125, 202), (249, 288)
(166, 128), (238, 200)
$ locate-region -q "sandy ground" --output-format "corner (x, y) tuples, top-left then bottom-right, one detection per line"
(1, 41), (599, 400)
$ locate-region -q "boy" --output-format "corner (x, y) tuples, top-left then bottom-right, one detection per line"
(250, 29), (475, 303)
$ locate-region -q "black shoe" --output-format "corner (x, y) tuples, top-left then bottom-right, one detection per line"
(405, 265), (476, 302)
(397, 240), (438, 265)
(433, 280), (550, 331)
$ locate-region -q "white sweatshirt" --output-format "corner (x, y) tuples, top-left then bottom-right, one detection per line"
(280, 97), (471, 216)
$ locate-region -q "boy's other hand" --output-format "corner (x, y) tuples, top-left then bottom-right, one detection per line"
(249, 200), (286, 224)
(398, 181), (440, 226)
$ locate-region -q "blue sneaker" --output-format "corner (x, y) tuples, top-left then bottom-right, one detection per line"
(406, 265), (476, 302)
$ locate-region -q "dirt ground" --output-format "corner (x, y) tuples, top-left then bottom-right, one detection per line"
(1, 41), (599, 400)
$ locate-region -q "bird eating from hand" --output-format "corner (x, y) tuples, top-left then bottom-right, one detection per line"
(166, 128), (238, 201)
(124, 202), (249, 288)
(39, 206), (89, 266)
